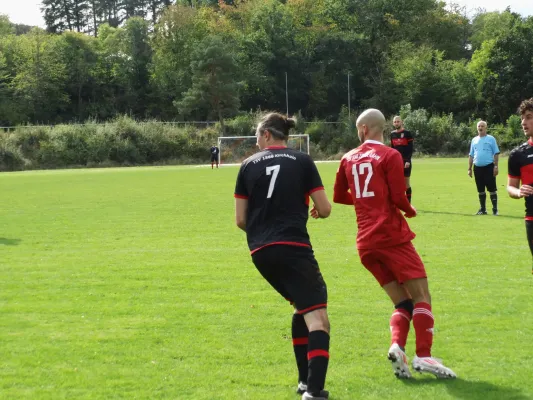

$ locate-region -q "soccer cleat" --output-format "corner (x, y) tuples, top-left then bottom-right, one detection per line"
(302, 390), (329, 400)
(412, 356), (457, 379)
(476, 209), (487, 215)
(296, 382), (307, 395)
(387, 343), (412, 379)
(493, 209), (499, 216)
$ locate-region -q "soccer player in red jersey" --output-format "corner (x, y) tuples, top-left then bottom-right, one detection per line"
(235, 112), (332, 400)
(333, 108), (456, 379)
(507, 98), (533, 274)
(390, 116), (414, 203)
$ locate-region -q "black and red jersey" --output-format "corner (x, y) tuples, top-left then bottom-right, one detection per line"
(234, 147), (324, 253)
(508, 138), (533, 218)
(390, 129), (414, 162)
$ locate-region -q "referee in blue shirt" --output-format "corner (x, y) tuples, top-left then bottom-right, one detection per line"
(468, 121), (500, 215)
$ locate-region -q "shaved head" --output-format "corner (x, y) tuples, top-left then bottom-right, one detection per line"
(356, 109), (386, 142)
(357, 109), (386, 132)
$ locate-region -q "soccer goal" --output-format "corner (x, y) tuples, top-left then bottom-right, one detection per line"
(217, 134), (310, 165)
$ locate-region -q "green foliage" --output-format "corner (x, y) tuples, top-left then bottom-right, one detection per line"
(0, 1), (531, 127)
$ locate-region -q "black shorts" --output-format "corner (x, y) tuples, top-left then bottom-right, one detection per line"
(211, 154), (218, 162)
(474, 163), (497, 193)
(404, 162), (412, 177)
(251, 245), (327, 314)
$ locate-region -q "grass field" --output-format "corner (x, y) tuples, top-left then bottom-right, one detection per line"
(1, 158), (533, 400)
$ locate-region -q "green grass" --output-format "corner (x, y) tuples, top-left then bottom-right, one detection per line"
(1, 159), (532, 400)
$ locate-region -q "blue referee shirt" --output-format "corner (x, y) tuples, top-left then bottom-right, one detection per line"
(469, 135), (500, 167)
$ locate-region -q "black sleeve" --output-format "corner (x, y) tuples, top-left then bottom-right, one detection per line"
(404, 130), (414, 161)
(304, 156), (324, 193)
(508, 150), (522, 178)
(234, 164), (249, 198)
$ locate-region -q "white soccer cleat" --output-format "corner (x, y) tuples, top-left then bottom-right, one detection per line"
(296, 382), (307, 395)
(387, 343), (412, 379)
(412, 356), (457, 379)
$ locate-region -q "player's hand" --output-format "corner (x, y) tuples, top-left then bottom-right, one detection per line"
(404, 206), (417, 218)
(519, 185), (533, 197)
(467, 169), (472, 178)
(310, 205), (320, 219)
(493, 166), (499, 177)
(404, 161), (410, 168)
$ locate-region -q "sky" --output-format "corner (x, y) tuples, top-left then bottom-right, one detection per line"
(0, 0), (532, 28)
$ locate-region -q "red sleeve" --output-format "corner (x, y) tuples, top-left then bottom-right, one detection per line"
(386, 151), (415, 215)
(333, 159), (354, 205)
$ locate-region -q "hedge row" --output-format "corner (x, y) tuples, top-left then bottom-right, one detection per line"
(0, 107), (527, 171)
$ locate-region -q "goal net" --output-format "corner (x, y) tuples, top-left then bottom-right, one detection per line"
(217, 135), (310, 165)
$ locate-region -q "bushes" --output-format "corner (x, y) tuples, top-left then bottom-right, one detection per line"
(0, 117), (219, 171)
(0, 107), (527, 171)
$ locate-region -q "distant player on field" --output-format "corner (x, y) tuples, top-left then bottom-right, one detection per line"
(234, 112), (332, 400)
(507, 98), (533, 274)
(210, 144), (219, 169)
(468, 121), (500, 215)
(390, 116), (414, 203)
(333, 108), (456, 379)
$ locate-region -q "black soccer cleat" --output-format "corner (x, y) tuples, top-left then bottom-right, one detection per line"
(493, 209), (499, 216)
(476, 209), (487, 215)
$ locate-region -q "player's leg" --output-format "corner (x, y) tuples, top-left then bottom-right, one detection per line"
(251, 246), (312, 393)
(486, 165), (498, 215)
(281, 247), (330, 399)
(389, 243), (456, 378)
(381, 281), (413, 379)
(526, 220), (533, 274)
(359, 248), (412, 378)
(404, 164), (412, 203)
(473, 166), (487, 214)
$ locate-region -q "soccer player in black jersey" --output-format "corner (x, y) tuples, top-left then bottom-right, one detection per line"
(391, 116), (414, 203)
(234, 112), (332, 400)
(210, 145), (219, 169)
(507, 98), (533, 274)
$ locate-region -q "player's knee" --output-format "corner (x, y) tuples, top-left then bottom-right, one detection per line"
(395, 299), (414, 316)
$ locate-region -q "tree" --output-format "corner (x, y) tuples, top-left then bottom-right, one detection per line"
(175, 35), (241, 133)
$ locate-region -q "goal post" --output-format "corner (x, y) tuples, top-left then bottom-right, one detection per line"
(217, 134), (310, 165)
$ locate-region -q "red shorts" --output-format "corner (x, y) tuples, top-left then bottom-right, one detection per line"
(358, 242), (427, 286)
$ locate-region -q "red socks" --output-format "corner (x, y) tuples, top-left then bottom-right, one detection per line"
(412, 302), (434, 357)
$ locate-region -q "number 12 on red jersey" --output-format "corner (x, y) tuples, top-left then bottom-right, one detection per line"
(352, 162), (375, 198)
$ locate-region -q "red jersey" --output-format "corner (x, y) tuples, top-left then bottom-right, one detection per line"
(333, 140), (416, 250)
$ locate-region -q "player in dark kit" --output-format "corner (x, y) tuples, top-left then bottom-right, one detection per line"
(391, 116), (414, 203)
(507, 98), (533, 274)
(210, 145), (219, 169)
(333, 109), (456, 380)
(234, 112), (332, 400)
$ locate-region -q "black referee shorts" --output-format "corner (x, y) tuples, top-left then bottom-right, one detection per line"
(210, 155), (218, 162)
(473, 163), (497, 193)
(251, 245), (328, 314)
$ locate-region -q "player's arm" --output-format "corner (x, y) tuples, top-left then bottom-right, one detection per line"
(386, 152), (416, 217)
(310, 189), (332, 219)
(507, 153), (533, 198)
(235, 198), (248, 231)
(404, 131), (414, 163)
(234, 165), (248, 231)
(333, 159), (354, 205)
(305, 158), (332, 218)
